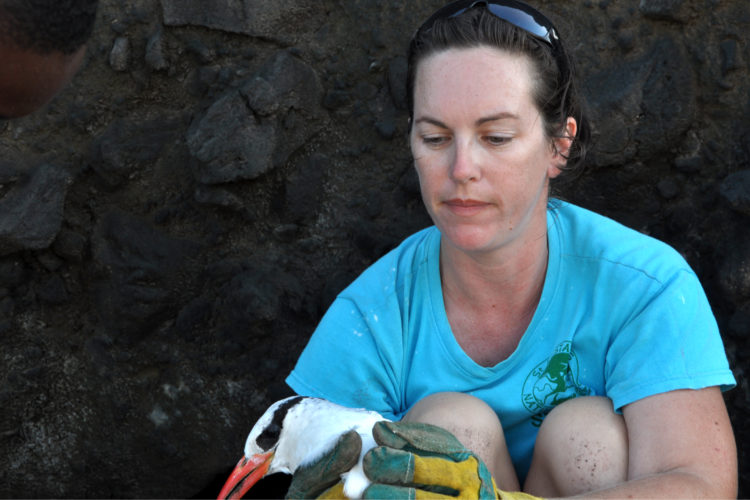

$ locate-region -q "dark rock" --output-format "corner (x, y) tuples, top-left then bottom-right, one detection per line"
(174, 297), (212, 336)
(36, 275), (69, 305)
(22, 365), (45, 381)
(273, 224), (299, 242)
(616, 30), (637, 53)
(719, 170), (750, 216)
(84, 336), (115, 373)
(728, 306), (750, 338)
(209, 260), (304, 338)
(368, 59), (382, 73)
(109, 37), (131, 72)
(257, 51), (323, 164)
(387, 57), (408, 110)
(0, 297), (14, 317)
(145, 30), (169, 71)
(91, 118), (177, 188)
(639, 0), (688, 22)
(188, 51), (322, 184)
(240, 77), (279, 116)
(720, 39), (739, 75)
(375, 119), (396, 140)
(657, 178), (680, 199)
(53, 229), (87, 263)
(585, 37), (693, 167)
(353, 82), (378, 101)
(285, 153), (327, 223)
(0, 259), (25, 288)
(110, 20), (128, 34)
(92, 210), (200, 340)
(0, 160), (22, 184)
(160, 0), (312, 38)
(190, 65), (221, 95)
(185, 38), (215, 64)
(36, 251), (63, 272)
(323, 89), (350, 109)
(718, 234), (750, 304)
(194, 185), (247, 212)
(187, 91), (277, 184)
(674, 154), (703, 173)
(0, 164), (72, 256)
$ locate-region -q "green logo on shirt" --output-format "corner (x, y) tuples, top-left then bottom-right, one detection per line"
(522, 341), (591, 427)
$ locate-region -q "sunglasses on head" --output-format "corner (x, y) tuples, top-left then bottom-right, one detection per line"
(416, 0), (560, 49)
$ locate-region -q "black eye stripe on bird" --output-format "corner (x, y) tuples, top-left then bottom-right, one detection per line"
(255, 395), (305, 450)
(218, 396), (390, 499)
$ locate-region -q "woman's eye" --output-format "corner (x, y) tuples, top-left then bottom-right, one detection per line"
(486, 135), (510, 146)
(423, 136), (448, 146)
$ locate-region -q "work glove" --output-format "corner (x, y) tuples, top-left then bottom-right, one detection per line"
(363, 421), (542, 500)
(287, 420), (542, 499)
(285, 430), (360, 499)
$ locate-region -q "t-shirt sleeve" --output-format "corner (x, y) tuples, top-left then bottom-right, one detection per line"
(285, 295), (405, 421)
(605, 268), (736, 411)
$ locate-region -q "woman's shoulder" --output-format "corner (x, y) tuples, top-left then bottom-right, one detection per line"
(548, 200), (692, 281)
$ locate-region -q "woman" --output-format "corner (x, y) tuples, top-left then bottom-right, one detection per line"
(286, 1), (737, 497)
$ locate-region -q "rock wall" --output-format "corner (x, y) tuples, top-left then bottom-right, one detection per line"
(1, 0), (748, 497)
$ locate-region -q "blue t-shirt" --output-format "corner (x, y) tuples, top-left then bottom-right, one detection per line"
(286, 200), (735, 480)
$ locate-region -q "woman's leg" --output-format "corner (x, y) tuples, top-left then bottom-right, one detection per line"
(524, 396), (628, 497)
(403, 392), (520, 491)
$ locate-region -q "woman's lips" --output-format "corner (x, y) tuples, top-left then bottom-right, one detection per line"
(443, 198), (489, 216)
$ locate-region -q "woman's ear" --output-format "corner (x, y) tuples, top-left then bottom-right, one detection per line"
(548, 117), (577, 178)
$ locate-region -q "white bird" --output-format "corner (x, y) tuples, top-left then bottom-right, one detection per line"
(217, 396), (388, 500)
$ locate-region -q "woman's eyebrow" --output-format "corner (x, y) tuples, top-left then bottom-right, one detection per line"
(413, 116), (448, 128)
(476, 112), (519, 125)
(414, 113), (519, 128)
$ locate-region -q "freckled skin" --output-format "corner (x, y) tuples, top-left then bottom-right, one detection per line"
(410, 46), (566, 259)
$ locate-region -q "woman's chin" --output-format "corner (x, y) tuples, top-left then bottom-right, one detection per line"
(439, 226), (502, 254)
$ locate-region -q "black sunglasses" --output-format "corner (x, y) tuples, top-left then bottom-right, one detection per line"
(416, 0), (560, 49)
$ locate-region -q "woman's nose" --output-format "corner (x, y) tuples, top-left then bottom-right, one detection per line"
(450, 140), (480, 183)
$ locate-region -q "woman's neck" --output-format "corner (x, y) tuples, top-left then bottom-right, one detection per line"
(439, 232), (549, 366)
(439, 226), (549, 312)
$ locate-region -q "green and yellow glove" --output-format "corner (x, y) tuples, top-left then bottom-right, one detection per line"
(286, 421), (542, 499)
(285, 430), (360, 499)
(362, 421), (542, 500)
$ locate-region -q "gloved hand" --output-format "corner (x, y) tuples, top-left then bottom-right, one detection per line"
(285, 430), (360, 499)
(286, 421), (542, 499)
(362, 421), (542, 500)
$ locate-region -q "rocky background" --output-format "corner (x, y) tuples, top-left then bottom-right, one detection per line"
(1, 0), (748, 497)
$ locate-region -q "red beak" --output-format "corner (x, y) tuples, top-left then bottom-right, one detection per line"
(217, 451), (274, 500)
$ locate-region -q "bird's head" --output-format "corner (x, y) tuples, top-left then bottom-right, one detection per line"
(217, 396), (385, 500)
(217, 396), (305, 500)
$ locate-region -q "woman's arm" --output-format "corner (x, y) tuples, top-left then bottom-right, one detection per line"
(578, 387), (737, 499)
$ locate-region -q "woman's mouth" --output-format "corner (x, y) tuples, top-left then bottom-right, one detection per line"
(443, 198), (489, 216)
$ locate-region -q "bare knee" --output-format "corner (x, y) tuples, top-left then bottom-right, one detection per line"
(525, 396), (628, 497)
(404, 392), (520, 491)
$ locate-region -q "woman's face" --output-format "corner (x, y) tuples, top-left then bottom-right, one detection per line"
(410, 45), (572, 258)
